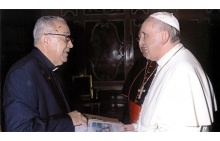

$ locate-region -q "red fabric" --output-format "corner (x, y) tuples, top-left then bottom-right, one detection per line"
(129, 101), (142, 123)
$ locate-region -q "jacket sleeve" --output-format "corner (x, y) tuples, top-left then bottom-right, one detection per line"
(3, 68), (75, 132)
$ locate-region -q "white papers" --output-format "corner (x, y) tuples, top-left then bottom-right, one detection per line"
(75, 114), (124, 132)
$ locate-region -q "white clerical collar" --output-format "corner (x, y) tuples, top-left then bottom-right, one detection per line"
(156, 43), (184, 69)
(52, 67), (59, 72)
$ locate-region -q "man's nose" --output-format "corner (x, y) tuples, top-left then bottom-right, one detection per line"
(68, 40), (73, 48)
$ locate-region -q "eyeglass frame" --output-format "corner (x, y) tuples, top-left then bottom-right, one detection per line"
(44, 33), (73, 43)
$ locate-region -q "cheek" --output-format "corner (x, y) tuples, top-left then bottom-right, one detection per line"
(147, 39), (158, 55)
(52, 48), (64, 64)
(59, 47), (68, 60)
(56, 45), (65, 54)
(150, 35), (160, 46)
(145, 38), (154, 50)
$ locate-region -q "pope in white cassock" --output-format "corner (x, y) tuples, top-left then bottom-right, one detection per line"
(123, 12), (217, 132)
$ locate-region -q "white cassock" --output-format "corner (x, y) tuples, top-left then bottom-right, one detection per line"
(132, 43), (217, 132)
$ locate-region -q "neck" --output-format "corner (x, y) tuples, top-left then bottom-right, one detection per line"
(157, 41), (180, 61)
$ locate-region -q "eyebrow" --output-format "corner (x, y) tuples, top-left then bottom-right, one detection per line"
(139, 32), (146, 36)
(54, 29), (70, 35)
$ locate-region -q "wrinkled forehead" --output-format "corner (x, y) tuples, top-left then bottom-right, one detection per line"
(138, 18), (154, 35)
(142, 17), (155, 28)
(53, 20), (70, 34)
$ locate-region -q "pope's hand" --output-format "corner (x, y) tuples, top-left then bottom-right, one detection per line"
(123, 124), (135, 132)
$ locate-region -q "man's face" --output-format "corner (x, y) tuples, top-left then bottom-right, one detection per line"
(47, 20), (73, 66)
(138, 18), (162, 61)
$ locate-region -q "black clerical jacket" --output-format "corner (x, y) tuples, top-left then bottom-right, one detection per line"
(3, 48), (75, 132)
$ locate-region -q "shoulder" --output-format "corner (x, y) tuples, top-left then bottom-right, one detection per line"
(166, 57), (204, 81)
(171, 48), (202, 72)
(4, 55), (43, 95)
(8, 57), (34, 74)
(129, 57), (147, 72)
(133, 57), (147, 67)
(6, 50), (41, 79)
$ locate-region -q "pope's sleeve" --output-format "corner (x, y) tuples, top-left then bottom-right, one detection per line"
(154, 64), (215, 131)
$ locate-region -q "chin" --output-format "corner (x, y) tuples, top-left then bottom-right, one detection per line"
(57, 61), (66, 66)
(61, 57), (68, 63)
(143, 54), (149, 59)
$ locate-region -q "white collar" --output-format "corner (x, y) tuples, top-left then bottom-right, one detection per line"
(156, 43), (183, 69)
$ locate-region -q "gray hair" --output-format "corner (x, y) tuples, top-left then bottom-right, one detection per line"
(33, 16), (67, 45)
(149, 17), (180, 43)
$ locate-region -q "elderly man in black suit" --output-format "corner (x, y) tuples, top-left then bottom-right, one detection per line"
(3, 16), (87, 132)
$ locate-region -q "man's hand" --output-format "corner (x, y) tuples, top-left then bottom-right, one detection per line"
(123, 124), (135, 132)
(68, 110), (88, 127)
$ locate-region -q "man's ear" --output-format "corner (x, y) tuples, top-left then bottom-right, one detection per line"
(161, 30), (169, 45)
(38, 35), (50, 53)
(42, 35), (49, 46)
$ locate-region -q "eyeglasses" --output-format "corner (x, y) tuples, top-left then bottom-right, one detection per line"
(44, 33), (73, 43)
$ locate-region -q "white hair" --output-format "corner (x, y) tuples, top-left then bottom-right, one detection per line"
(33, 16), (67, 46)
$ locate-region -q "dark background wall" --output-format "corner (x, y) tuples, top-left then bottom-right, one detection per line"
(1, 9), (220, 131)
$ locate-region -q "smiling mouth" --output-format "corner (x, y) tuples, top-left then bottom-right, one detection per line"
(141, 47), (148, 52)
(63, 50), (69, 56)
